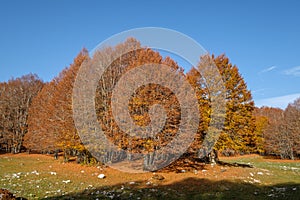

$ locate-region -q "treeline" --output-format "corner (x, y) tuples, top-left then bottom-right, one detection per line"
(0, 38), (299, 164)
(254, 101), (300, 159)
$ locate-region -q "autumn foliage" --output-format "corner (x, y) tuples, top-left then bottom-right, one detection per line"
(254, 98), (300, 159)
(0, 74), (43, 153)
(1, 38), (299, 167)
(95, 40), (184, 157)
(24, 49), (89, 161)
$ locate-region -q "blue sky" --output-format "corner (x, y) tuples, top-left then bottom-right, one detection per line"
(0, 0), (299, 109)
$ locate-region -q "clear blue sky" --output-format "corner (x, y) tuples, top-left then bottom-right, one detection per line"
(0, 0), (299, 109)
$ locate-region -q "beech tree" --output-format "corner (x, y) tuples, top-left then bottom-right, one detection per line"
(24, 49), (89, 161)
(256, 108), (281, 157)
(283, 98), (300, 159)
(213, 55), (257, 154)
(94, 39), (186, 169)
(186, 66), (211, 157)
(51, 49), (89, 160)
(24, 81), (59, 152)
(255, 101), (300, 160)
(252, 109), (268, 154)
(187, 54), (258, 158)
(0, 74), (43, 153)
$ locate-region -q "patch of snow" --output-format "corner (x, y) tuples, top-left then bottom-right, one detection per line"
(12, 173), (20, 179)
(98, 174), (105, 179)
(146, 181), (152, 185)
(31, 170), (39, 175)
(253, 179), (261, 183)
(62, 180), (71, 184)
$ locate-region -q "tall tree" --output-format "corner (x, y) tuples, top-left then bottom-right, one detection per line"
(252, 108), (268, 154)
(24, 80), (58, 152)
(25, 49), (89, 158)
(213, 55), (257, 154)
(254, 107), (285, 157)
(187, 54), (257, 157)
(0, 74), (43, 153)
(283, 98), (300, 159)
(95, 39), (185, 169)
(50, 49), (89, 155)
(186, 67), (211, 156)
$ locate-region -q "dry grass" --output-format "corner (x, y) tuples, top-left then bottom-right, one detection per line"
(0, 153), (300, 199)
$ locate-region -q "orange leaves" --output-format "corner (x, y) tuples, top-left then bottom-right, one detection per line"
(19, 38), (266, 164)
(95, 45), (182, 154)
(0, 74), (43, 153)
(255, 99), (300, 159)
(24, 49), (89, 153)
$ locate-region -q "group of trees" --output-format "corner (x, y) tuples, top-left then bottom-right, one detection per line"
(254, 98), (300, 159)
(0, 38), (299, 166)
(94, 39), (190, 166)
(0, 74), (43, 153)
(92, 38), (258, 167)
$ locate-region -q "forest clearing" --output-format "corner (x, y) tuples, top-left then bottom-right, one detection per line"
(0, 37), (299, 200)
(1, 153), (299, 199)
(1, 2), (300, 200)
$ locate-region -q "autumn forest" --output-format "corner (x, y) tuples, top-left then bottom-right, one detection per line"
(0, 38), (299, 169)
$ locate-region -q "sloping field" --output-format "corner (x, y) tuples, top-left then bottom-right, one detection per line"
(0, 153), (299, 199)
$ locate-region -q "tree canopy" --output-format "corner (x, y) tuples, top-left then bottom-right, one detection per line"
(1, 38), (299, 167)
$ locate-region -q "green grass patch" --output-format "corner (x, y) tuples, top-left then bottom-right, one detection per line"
(0, 154), (299, 199)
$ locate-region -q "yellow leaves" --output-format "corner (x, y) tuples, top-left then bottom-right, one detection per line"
(188, 54), (257, 154)
(22, 39), (258, 160)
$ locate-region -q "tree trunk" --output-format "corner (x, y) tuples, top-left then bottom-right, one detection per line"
(197, 148), (219, 164)
(63, 150), (69, 162)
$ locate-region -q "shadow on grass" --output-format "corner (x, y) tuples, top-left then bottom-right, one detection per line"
(44, 177), (300, 200)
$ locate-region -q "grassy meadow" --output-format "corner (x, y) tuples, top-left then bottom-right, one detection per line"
(0, 153), (299, 199)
